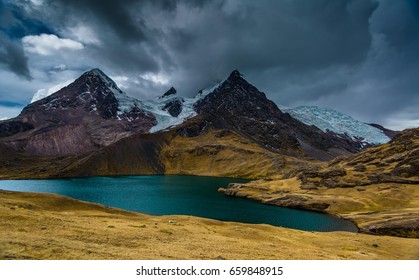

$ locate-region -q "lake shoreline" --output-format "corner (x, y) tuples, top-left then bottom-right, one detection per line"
(219, 178), (419, 238)
(1, 189), (418, 260)
(0, 175), (356, 232)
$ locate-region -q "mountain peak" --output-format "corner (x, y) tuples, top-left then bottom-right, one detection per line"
(86, 68), (105, 75)
(81, 68), (122, 95)
(83, 68), (110, 80)
(160, 87), (177, 98)
(228, 69), (243, 80)
(82, 68), (110, 81)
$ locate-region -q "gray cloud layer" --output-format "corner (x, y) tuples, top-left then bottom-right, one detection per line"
(0, 2), (31, 79)
(0, 0), (418, 129)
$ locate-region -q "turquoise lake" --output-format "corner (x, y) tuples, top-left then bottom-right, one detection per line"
(0, 175), (357, 232)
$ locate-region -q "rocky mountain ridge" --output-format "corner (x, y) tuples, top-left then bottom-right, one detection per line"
(0, 68), (395, 162)
(194, 70), (370, 158)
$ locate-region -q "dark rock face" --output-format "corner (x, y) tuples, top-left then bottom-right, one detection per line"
(0, 120), (34, 137)
(369, 123), (400, 139)
(160, 87), (184, 117)
(195, 70), (299, 152)
(366, 224), (419, 239)
(22, 69), (128, 119)
(195, 70), (280, 122)
(266, 196), (330, 212)
(23, 69), (118, 119)
(325, 130), (374, 152)
(161, 87), (177, 98)
(119, 105), (156, 124)
(22, 69), (156, 124)
(194, 70), (355, 158)
(162, 98), (183, 117)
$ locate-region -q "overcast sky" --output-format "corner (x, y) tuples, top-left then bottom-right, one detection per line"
(0, 0), (418, 130)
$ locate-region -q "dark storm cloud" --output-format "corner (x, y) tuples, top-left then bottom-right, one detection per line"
(0, 2), (53, 39)
(154, 0), (379, 97)
(0, 2), (37, 79)
(372, 0), (419, 49)
(35, 0), (198, 76)
(1, 0), (418, 129)
(0, 34), (31, 79)
(24, 0), (379, 91)
(0, 100), (24, 107)
(48, 0), (147, 43)
(332, 0), (419, 127)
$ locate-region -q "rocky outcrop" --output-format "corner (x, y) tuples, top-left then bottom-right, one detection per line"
(0, 120), (34, 137)
(162, 99), (183, 117)
(159, 87), (185, 117)
(368, 123), (400, 139)
(366, 225), (419, 239)
(295, 128), (419, 189)
(266, 196), (330, 212)
(161, 87), (177, 98)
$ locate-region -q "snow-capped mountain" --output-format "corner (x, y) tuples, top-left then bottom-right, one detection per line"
(0, 68), (389, 159)
(283, 106), (391, 145)
(26, 68), (155, 123)
(83, 69), (225, 133)
(191, 69), (366, 157)
(0, 69), (157, 156)
(0, 68), (223, 156)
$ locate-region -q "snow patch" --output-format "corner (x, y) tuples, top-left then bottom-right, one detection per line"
(147, 81), (223, 132)
(195, 82), (223, 100)
(145, 96), (197, 133)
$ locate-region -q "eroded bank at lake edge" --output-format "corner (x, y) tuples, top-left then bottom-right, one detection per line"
(1, 190), (418, 260)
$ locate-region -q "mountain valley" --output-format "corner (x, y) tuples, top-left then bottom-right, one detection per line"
(0, 68), (417, 260)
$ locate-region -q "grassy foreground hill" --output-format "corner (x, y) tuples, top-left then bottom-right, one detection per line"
(1, 190), (418, 260)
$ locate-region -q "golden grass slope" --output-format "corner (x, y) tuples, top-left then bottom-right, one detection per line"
(1, 190), (418, 260)
(221, 128), (419, 238)
(160, 128), (310, 178)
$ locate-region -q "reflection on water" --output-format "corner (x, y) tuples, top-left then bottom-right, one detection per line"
(0, 175), (358, 232)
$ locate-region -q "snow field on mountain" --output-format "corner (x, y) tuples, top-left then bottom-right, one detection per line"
(284, 106), (390, 144)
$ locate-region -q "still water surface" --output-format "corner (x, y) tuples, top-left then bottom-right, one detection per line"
(0, 175), (357, 232)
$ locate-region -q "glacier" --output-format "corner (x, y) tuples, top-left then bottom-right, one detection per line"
(283, 106), (390, 145)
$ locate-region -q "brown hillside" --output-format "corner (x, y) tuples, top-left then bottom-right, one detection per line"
(221, 128), (419, 238)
